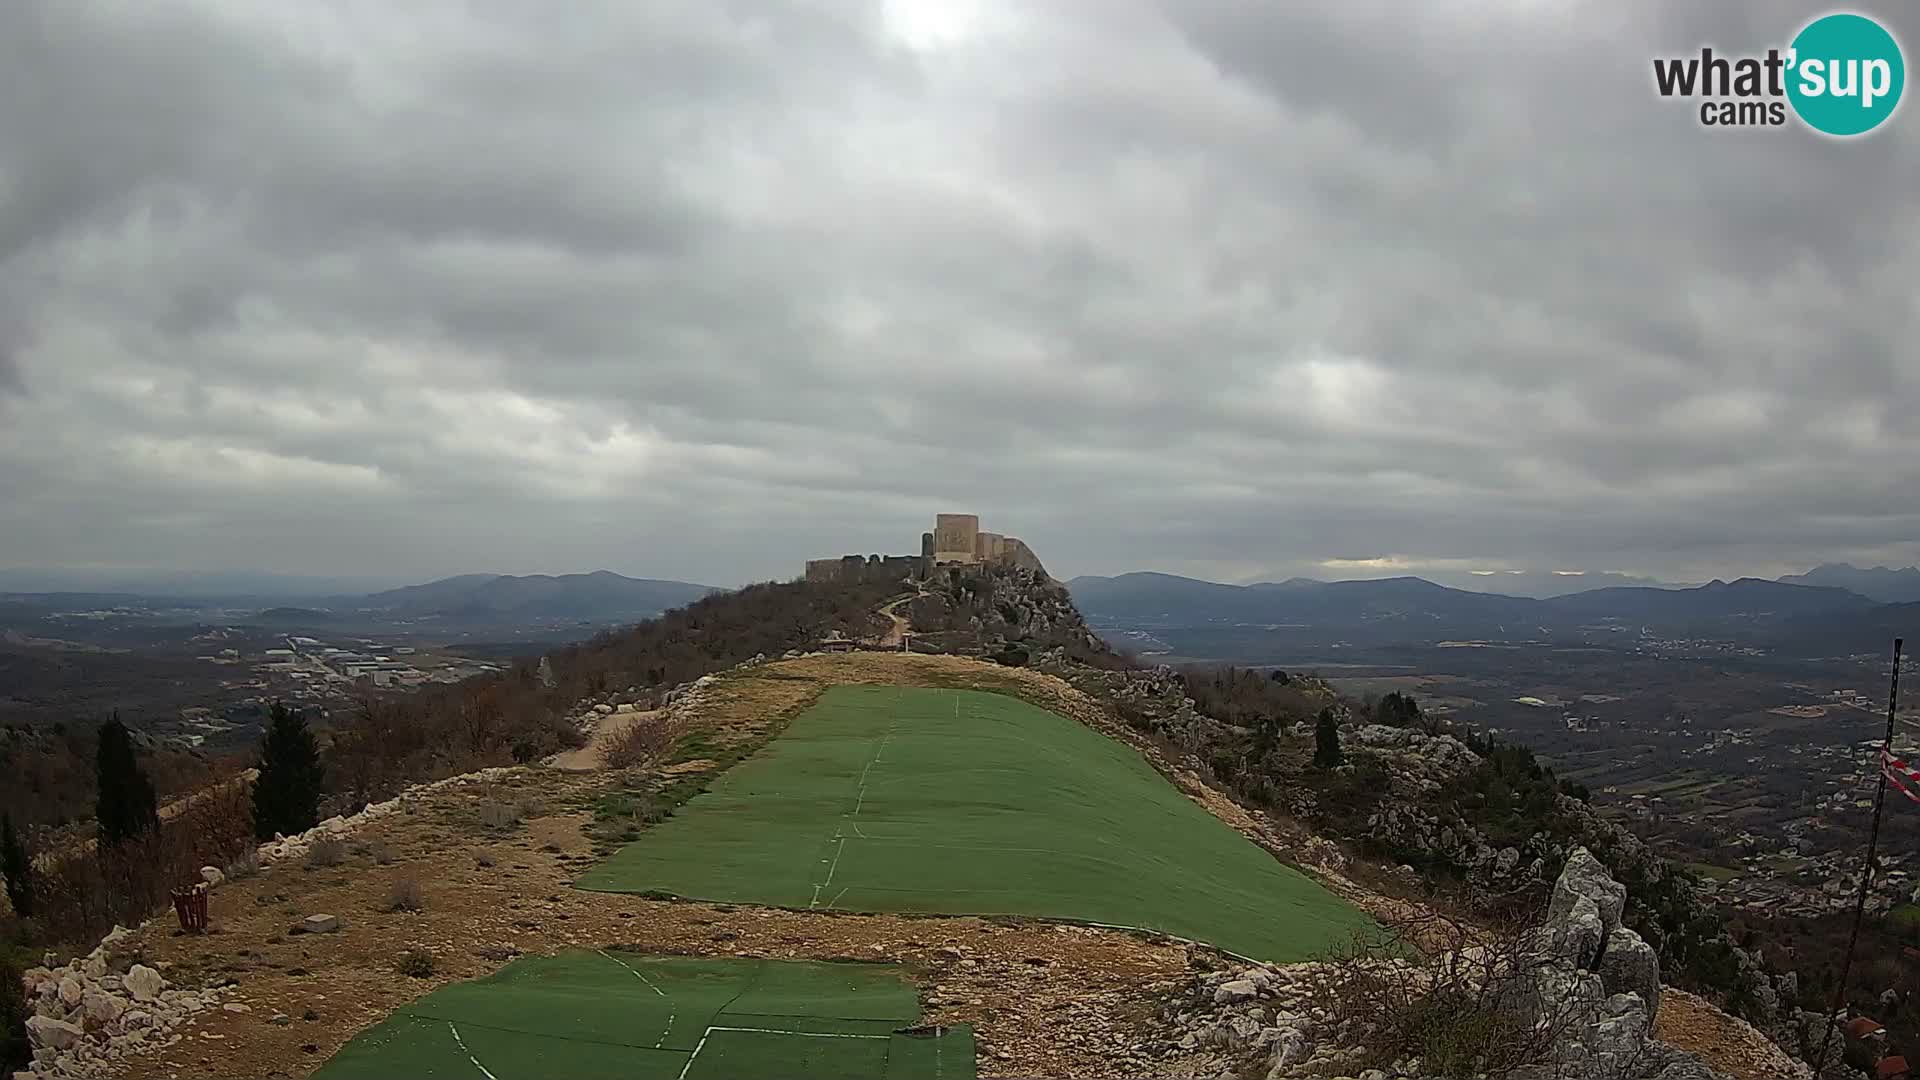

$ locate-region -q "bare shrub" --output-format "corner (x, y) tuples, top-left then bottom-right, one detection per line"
(395, 948), (435, 978)
(304, 836), (347, 869)
(476, 801), (520, 829)
(223, 848), (261, 881)
(603, 714), (688, 771)
(383, 878), (425, 913)
(1297, 906), (1599, 1079)
(366, 841), (394, 866)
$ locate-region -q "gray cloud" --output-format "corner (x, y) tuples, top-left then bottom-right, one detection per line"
(0, 0), (1916, 588)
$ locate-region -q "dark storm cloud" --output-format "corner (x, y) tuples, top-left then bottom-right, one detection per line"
(0, 0), (1916, 587)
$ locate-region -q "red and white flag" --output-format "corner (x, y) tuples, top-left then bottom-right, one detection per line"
(1883, 750), (1920, 805)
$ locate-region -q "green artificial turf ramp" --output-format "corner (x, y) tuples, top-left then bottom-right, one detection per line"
(578, 685), (1373, 960)
(313, 952), (971, 1080)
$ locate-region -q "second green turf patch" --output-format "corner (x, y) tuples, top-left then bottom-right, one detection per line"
(578, 685), (1373, 961)
(313, 953), (971, 1080)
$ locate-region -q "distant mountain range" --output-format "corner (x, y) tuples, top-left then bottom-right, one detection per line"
(1777, 563), (1920, 604)
(355, 572), (718, 621)
(1066, 570), (1901, 649)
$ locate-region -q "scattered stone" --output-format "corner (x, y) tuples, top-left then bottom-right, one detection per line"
(222, 1002), (251, 1014)
(125, 965), (165, 1002)
(80, 988), (124, 1024)
(302, 914), (341, 934)
(25, 1017), (83, 1051)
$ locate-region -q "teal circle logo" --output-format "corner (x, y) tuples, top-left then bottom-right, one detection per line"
(1787, 13), (1905, 136)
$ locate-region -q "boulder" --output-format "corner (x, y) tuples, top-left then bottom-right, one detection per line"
(81, 989), (125, 1024)
(303, 914), (341, 934)
(25, 1016), (83, 1051)
(57, 977), (83, 1007)
(200, 865), (225, 888)
(1549, 847), (1627, 936)
(1212, 978), (1259, 1004)
(1598, 927), (1662, 1018)
(124, 965), (165, 1003)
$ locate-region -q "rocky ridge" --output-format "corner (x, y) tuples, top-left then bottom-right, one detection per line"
(1156, 848), (1782, 1080)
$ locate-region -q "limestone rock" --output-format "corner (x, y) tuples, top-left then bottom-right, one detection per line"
(81, 988), (124, 1024)
(200, 865), (225, 888)
(1212, 978), (1258, 1004)
(303, 913), (341, 934)
(57, 977), (82, 1008)
(1551, 893), (1606, 969)
(1599, 927), (1663, 1019)
(124, 965), (165, 1003)
(25, 1016), (83, 1051)
(1549, 847), (1627, 936)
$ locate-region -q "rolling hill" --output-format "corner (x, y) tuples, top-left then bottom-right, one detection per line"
(1067, 570), (1885, 646)
(359, 571), (718, 620)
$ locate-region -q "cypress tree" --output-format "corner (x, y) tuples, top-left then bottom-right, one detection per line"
(95, 716), (159, 846)
(253, 701), (325, 841)
(0, 814), (31, 918)
(1312, 706), (1344, 769)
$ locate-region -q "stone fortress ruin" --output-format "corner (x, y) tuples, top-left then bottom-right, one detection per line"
(804, 513), (1045, 583)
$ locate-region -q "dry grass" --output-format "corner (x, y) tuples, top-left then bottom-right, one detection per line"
(223, 848), (261, 881)
(602, 715), (687, 770)
(476, 801), (520, 829)
(305, 836), (348, 869)
(382, 878), (425, 913)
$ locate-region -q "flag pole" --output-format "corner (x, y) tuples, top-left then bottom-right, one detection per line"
(1815, 637), (1904, 1075)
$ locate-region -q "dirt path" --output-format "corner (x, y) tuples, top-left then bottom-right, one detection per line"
(872, 592), (918, 648)
(546, 710), (661, 770)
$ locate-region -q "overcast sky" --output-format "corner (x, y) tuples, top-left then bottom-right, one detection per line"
(2, 1), (1917, 589)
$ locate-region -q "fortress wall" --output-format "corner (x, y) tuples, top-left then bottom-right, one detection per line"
(1001, 537), (1047, 577)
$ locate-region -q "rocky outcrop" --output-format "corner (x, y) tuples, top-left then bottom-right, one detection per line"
(1155, 849), (1780, 1079)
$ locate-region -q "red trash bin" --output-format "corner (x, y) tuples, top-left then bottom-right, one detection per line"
(171, 882), (209, 932)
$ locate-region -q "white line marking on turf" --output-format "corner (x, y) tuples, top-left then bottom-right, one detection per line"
(823, 838), (846, 886)
(710, 1025), (891, 1039)
(598, 949), (676, 1048)
(676, 1025), (892, 1080)
(827, 886), (849, 910)
(447, 1022), (499, 1080)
